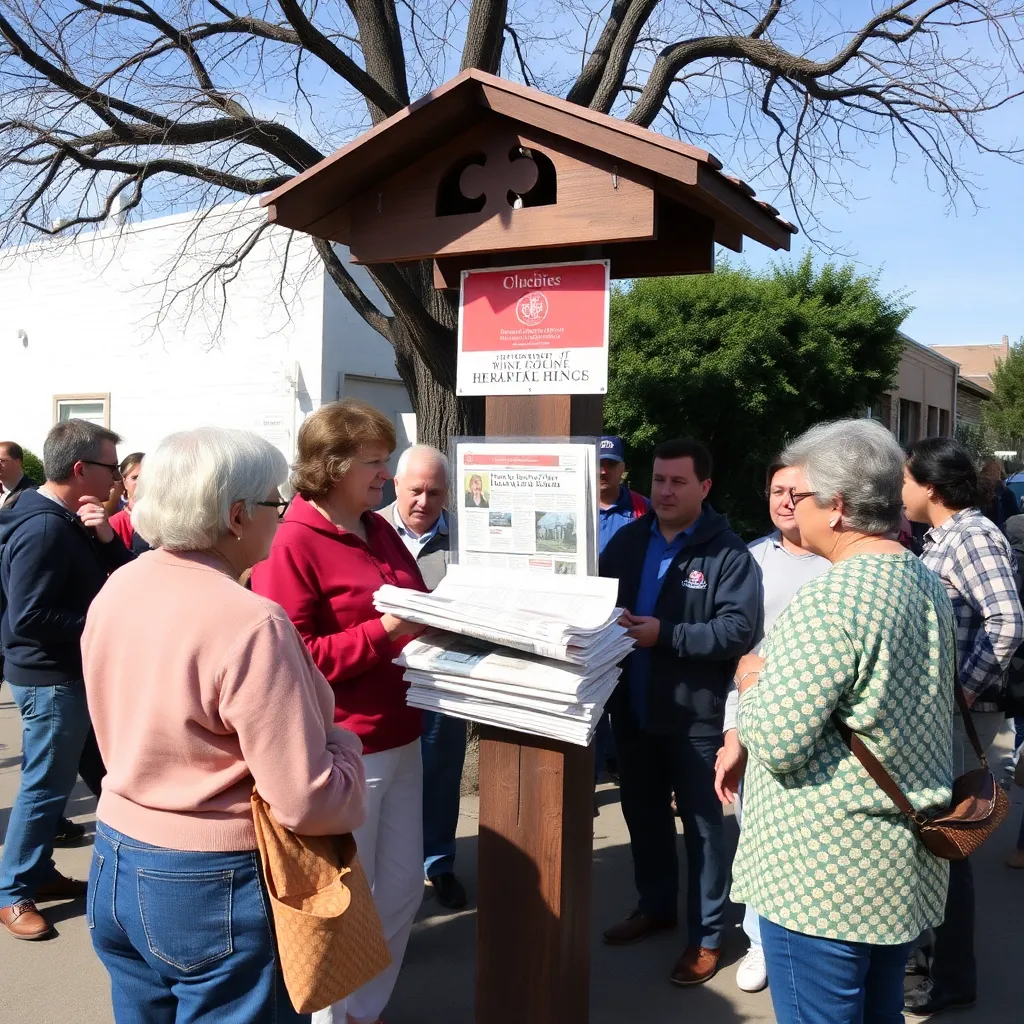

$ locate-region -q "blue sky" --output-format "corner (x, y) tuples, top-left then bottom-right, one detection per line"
(730, 138), (1024, 349)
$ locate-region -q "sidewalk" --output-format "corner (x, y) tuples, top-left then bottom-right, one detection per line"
(2, 682), (1022, 1024)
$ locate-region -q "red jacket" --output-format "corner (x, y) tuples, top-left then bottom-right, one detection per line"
(109, 508), (134, 548)
(250, 494), (426, 754)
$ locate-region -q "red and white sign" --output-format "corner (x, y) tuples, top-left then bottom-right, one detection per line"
(456, 259), (610, 396)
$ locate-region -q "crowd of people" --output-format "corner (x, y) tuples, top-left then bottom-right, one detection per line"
(1, 408), (1023, 1024)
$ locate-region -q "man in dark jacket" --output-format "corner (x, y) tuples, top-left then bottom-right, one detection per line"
(600, 438), (759, 987)
(0, 441), (36, 510)
(0, 419), (133, 940)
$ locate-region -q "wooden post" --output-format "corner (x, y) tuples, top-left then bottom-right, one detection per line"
(475, 393), (602, 1024)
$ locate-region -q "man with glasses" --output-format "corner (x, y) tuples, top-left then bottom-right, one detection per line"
(0, 419), (134, 940)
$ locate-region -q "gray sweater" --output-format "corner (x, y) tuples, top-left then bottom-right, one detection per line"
(723, 531), (831, 731)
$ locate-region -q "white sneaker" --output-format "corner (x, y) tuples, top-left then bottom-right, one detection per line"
(736, 945), (768, 992)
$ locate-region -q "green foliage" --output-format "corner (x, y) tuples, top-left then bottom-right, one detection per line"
(982, 339), (1024, 449)
(954, 421), (994, 461)
(605, 255), (909, 538)
(21, 448), (45, 485)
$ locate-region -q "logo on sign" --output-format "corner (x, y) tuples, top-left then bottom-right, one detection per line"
(515, 291), (549, 327)
(683, 569), (707, 590)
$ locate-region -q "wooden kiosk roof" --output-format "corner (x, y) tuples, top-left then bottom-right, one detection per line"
(262, 69), (795, 273)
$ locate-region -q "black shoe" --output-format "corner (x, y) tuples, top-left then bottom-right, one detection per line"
(53, 817), (87, 847)
(428, 872), (467, 911)
(904, 979), (977, 1018)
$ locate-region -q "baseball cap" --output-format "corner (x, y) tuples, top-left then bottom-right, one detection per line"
(599, 436), (625, 462)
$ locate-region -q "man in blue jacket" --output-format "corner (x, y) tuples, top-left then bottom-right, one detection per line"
(0, 419), (134, 940)
(600, 438), (759, 987)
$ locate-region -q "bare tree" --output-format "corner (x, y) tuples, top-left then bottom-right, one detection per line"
(2, 1), (1022, 446)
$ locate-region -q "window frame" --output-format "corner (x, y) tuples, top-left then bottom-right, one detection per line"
(52, 393), (111, 429)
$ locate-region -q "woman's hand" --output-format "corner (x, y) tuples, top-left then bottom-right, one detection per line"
(714, 729), (748, 806)
(381, 613), (427, 641)
(734, 652), (764, 693)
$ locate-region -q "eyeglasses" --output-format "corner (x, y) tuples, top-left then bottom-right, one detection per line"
(788, 489), (819, 506)
(256, 500), (289, 519)
(82, 460), (121, 478)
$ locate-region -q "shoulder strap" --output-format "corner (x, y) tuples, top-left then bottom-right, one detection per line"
(835, 665), (987, 813)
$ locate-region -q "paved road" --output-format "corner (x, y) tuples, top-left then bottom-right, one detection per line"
(2, 682), (1022, 1023)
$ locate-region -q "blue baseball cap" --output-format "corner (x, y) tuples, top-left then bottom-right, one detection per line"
(599, 436), (625, 462)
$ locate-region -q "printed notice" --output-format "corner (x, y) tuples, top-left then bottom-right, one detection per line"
(456, 260), (610, 396)
(454, 441), (597, 575)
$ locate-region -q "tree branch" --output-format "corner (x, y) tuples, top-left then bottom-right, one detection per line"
(312, 237), (391, 340)
(347, 0), (411, 123)
(566, 0), (638, 107)
(589, 0), (661, 113)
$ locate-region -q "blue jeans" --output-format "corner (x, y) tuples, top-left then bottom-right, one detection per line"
(421, 710), (466, 879)
(612, 709), (727, 948)
(0, 682), (91, 906)
(90, 824), (306, 1024)
(760, 917), (911, 1024)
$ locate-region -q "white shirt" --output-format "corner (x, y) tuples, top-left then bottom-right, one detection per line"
(392, 509), (445, 559)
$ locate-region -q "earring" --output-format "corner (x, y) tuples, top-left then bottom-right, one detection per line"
(829, 518), (838, 528)
(236, 533), (242, 542)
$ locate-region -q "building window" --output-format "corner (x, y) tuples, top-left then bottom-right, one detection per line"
(53, 394), (110, 428)
(898, 398), (921, 447)
(927, 406), (939, 436)
(939, 409), (951, 436)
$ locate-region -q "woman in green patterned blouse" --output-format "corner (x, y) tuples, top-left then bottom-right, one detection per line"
(729, 419), (956, 1024)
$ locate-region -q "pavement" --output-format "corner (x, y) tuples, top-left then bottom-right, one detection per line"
(2, 681), (1022, 1024)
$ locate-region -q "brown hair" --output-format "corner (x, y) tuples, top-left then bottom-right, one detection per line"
(0, 441), (24, 461)
(291, 398), (396, 498)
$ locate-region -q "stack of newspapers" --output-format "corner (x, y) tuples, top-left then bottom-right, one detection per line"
(374, 565), (633, 746)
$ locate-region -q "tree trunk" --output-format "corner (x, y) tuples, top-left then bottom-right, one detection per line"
(391, 314), (484, 450)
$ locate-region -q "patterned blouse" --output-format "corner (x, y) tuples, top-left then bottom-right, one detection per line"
(731, 552), (956, 945)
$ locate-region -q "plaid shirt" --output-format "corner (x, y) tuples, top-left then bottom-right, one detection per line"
(921, 508), (1024, 707)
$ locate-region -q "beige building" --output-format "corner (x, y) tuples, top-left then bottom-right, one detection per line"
(932, 335), (1009, 393)
(868, 334), (957, 445)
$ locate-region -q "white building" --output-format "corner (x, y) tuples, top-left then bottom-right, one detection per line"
(0, 202), (414, 464)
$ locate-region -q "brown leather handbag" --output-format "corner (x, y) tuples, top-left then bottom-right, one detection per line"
(834, 679), (1009, 861)
(251, 791), (391, 1012)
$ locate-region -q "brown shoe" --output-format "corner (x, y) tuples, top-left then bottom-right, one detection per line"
(0, 900), (52, 940)
(34, 872), (88, 901)
(670, 945), (722, 986)
(603, 909), (677, 946)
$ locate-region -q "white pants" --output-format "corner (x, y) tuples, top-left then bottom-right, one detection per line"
(313, 739), (424, 1024)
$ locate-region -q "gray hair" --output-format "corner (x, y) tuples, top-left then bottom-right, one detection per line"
(395, 444), (449, 483)
(780, 418), (904, 536)
(132, 428), (288, 551)
(43, 419), (121, 482)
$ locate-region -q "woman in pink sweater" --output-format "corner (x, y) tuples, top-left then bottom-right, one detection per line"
(81, 428), (367, 1024)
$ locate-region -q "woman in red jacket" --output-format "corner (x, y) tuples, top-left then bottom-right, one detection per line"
(251, 399), (426, 1024)
(108, 452), (149, 552)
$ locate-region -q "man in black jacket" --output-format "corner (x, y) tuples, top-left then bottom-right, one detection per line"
(0, 441), (36, 510)
(0, 419), (133, 940)
(600, 438), (759, 987)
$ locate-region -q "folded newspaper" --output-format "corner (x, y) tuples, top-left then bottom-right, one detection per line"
(375, 567), (634, 746)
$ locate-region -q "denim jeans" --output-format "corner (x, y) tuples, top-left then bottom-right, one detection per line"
(612, 709), (727, 948)
(421, 711), (466, 879)
(760, 918), (911, 1024)
(0, 682), (91, 906)
(89, 823), (306, 1024)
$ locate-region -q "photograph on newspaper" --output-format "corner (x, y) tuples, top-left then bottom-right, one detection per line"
(451, 439), (598, 575)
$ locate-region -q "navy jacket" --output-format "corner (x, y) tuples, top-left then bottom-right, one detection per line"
(0, 488), (134, 686)
(600, 504), (760, 738)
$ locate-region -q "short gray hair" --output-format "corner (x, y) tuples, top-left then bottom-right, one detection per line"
(395, 444), (449, 483)
(132, 428), (288, 551)
(780, 418), (904, 536)
(44, 419), (121, 482)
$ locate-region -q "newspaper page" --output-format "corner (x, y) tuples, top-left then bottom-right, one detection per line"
(454, 441), (597, 574)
